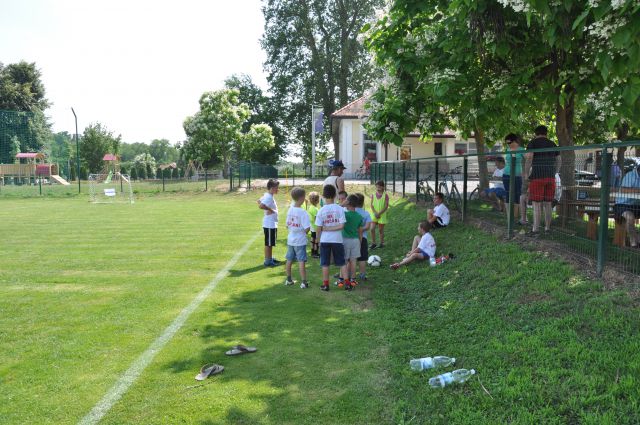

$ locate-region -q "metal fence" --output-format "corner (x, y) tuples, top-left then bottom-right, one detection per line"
(370, 140), (640, 277)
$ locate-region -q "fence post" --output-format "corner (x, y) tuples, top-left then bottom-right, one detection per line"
(229, 165), (233, 191)
(435, 159), (439, 193)
(248, 163), (252, 189)
(462, 157), (468, 222)
(508, 153), (516, 238)
(416, 160), (420, 202)
(384, 163), (388, 190)
(402, 161), (406, 198)
(392, 162), (396, 194)
(162, 169), (165, 192)
(292, 163), (295, 187)
(597, 148), (612, 277)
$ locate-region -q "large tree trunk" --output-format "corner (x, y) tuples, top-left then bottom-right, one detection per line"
(474, 127), (490, 190)
(556, 86), (575, 187)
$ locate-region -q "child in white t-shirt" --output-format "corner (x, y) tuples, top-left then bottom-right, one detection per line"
(315, 184), (346, 292)
(258, 178), (280, 267)
(285, 187), (311, 288)
(428, 192), (450, 228)
(390, 221), (435, 270)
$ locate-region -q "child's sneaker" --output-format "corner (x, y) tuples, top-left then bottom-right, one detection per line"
(358, 273), (367, 281)
(335, 280), (344, 288)
(320, 284), (330, 292)
(345, 282), (353, 291)
(300, 282), (309, 289)
(350, 279), (358, 287)
(369, 243), (377, 250)
(284, 279), (295, 286)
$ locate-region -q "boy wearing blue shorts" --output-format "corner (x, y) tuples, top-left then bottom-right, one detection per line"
(285, 187), (311, 288)
(316, 185), (346, 292)
(390, 221), (435, 270)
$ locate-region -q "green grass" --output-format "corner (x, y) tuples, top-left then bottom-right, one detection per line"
(1, 189), (638, 424)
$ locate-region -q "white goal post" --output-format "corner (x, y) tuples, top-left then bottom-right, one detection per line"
(89, 172), (134, 204)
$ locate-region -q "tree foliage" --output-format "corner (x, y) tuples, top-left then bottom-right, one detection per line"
(224, 74), (283, 164)
(149, 138), (179, 164)
(79, 123), (122, 173)
(261, 0), (384, 160)
(183, 89), (250, 172)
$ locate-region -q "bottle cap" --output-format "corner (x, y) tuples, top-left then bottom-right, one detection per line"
(470, 369), (476, 374)
(451, 357), (456, 362)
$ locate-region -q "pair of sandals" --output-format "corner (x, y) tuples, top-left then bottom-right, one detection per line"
(195, 344), (257, 380)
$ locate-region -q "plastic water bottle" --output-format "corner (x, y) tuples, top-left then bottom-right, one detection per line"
(409, 356), (456, 371)
(429, 369), (476, 388)
(429, 253), (455, 267)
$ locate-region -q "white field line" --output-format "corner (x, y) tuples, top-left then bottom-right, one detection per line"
(78, 231), (261, 425)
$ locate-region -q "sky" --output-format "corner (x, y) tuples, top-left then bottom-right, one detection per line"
(0, 0), (268, 144)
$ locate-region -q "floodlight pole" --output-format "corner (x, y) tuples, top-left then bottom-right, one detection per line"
(71, 107), (80, 193)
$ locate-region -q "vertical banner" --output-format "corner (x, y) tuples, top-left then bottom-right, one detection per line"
(314, 110), (324, 134)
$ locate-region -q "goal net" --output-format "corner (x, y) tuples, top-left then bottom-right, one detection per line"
(88, 172), (134, 204)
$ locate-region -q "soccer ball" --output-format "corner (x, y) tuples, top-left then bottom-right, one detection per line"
(367, 255), (382, 267)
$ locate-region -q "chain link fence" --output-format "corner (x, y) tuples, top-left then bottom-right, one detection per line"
(371, 141), (640, 277)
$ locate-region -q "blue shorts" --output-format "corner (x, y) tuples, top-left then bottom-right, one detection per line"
(484, 187), (507, 200)
(286, 244), (307, 262)
(320, 242), (346, 267)
(418, 249), (430, 259)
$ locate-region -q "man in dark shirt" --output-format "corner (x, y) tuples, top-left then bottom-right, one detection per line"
(524, 125), (560, 234)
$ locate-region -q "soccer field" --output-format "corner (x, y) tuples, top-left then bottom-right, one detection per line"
(0, 192), (389, 424)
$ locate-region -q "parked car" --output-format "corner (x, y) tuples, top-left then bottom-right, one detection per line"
(575, 169), (598, 186)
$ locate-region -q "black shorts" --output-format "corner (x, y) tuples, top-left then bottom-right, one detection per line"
(310, 231), (317, 243)
(433, 218), (447, 228)
(357, 238), (369, 262)
(264, 227), (277, 246)
(614, 204), (640, 220)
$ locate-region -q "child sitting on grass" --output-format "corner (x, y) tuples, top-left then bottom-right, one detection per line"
(306, 192), (320, 258)
(390, 221), (435, 270)
(285, 187), (311, 288)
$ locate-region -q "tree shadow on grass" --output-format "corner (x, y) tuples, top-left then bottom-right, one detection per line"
(164, 281), (389, 424)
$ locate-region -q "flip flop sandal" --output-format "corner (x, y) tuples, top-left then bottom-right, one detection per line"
(195, 364), (224, 381)
(225, 344), (258, 356)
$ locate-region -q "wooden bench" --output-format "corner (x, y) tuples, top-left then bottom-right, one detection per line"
(560, 187), (626, 246)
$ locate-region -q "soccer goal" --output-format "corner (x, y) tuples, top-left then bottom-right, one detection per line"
(88, 172), (134, 204)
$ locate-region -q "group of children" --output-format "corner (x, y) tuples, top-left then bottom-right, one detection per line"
(258, 179), (391, 291)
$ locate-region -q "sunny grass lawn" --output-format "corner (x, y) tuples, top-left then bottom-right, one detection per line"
(1, 188), (638, 424)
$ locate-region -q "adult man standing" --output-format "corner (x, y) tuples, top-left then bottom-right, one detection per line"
(524, 125), (561, 234)
(614, 165), (640, 247)
(323, 160), (346, 194)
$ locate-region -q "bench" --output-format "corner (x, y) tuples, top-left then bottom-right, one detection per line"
(560, 186), (626, 246)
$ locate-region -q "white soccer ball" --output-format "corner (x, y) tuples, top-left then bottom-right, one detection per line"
(367, 255), (382, 267)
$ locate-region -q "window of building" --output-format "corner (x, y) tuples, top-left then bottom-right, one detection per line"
(363, 133), (378, 161)
(454, 143), (468, 155)
(434, 142), (443, 155)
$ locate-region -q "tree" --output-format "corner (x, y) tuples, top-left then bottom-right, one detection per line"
(149, 138), (179, 164)
(242, 123), (276, 161)
(119, 142), (150, 162)
(183, 89), (250, 176)
(133, 153), (156, 179)
(79, 123), (122, 173)
(224, 74), (284, 164)
(261, 0), (384, 160)
(364, 0), (640, 188)
(50, 132), (72, 165)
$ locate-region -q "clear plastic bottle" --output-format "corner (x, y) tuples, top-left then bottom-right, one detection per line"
(429, 253), (454, 267)
(409, 356), (456, 371)
(429, 368), (476, 388)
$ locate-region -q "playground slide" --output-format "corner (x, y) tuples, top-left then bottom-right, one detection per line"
(50, 175), (71, 185)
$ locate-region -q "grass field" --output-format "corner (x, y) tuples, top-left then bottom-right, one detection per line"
(1, 188), (639, 424)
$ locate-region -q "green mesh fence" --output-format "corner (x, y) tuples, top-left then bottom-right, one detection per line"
(0, 109), (39, 164)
